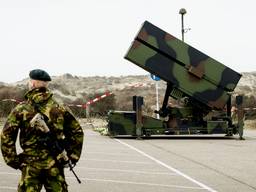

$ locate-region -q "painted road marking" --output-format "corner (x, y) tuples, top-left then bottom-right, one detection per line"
(77, 167), (178, 175)
(84, 158), (154, 164)
(0, 186), (16, 190)
(66, 177), (205, 190)
(85, 151), (141, 157)
(115, 139), (218, 192)
(245, 136), (256, 139)
(0, 172), (19, 175)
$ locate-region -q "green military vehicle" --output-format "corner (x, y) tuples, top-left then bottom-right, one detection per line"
(107, 21), (244, 138)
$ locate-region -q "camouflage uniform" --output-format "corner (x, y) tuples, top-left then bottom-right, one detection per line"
(1, 87), (84, 192)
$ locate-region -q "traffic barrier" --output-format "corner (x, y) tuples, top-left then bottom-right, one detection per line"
(0, 92), (113, 109)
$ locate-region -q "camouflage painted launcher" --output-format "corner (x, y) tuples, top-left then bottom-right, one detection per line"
(125, 21), (242, 110)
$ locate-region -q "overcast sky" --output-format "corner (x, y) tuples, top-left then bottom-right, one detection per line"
(0, 0), (255, 83)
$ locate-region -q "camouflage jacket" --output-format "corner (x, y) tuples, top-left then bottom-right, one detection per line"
(0, 87), (84, 169)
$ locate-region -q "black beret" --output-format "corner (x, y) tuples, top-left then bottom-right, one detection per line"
(29, 69), (51, 81)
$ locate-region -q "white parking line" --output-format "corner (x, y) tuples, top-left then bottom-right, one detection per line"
(115, 139), (218, 192)
(246, 136), (256, 139)
(66, 177), (205, 190)
(85, 151), (141, 157)
(85, 158), (153, 164)
(0, 186), (16, 190)
(77, 167), (178, 175)
(0, 172), (19, 176)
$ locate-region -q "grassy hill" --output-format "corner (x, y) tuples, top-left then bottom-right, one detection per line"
(0, 72), (254, 118)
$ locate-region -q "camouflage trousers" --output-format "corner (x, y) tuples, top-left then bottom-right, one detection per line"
(18, 164), (68, 192)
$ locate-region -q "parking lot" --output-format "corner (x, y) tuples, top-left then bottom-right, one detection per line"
(1, 125), (256, 192)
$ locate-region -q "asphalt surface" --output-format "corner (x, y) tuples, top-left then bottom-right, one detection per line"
(1, 127), (256, 192)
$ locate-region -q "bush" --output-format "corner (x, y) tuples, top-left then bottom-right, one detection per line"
(0, 86), (27, 117)
(88, 93), (116, 116)
(68, 93), (116, 118)
(68, 98), (87, 118)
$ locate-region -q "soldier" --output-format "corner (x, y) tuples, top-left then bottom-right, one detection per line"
(1, 69), (84, 191)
